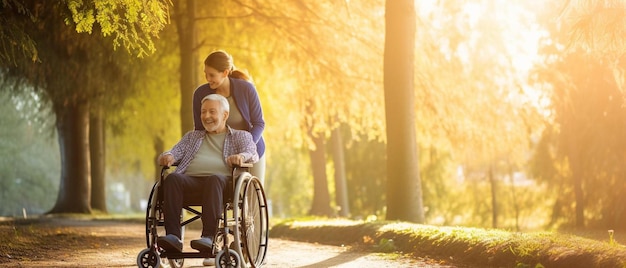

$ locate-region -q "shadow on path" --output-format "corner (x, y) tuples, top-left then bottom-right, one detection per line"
(296, 251), (364, 268)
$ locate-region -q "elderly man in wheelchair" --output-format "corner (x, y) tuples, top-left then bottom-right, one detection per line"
(157, 94), (258, 258)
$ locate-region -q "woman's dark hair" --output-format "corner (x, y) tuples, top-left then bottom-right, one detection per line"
(204, 50), (251, 81)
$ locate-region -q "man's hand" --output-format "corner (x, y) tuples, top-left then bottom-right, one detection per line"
(158, 153), (175, 167)
(227, 154), (245, 167)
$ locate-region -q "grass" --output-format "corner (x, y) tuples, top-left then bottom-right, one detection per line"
(269, 218), (626, 268)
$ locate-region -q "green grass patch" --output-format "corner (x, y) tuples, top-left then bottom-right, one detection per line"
(270, 218), (626, 268)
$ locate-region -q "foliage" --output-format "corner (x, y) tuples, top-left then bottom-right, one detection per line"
(103, 23), (181, 213)
(105, 25), (180, 178)
(4, 0), (625, 233)
(0, 89), (59, 216)
(65, 0), (171, 57)
(188, 0), (388, 218)
(0, 0), (175, 214)
(532, 51), (626, 228)
(534, 1), (626, 228)
(387, 0), (548, 228)
(560, 0), (626, 62)
(263, 147), (313, 217)
(0, 0), (38, 66)
(203, 0), (387, 147)
(119, 0), (552, 226)
(344, 137), (387, 219)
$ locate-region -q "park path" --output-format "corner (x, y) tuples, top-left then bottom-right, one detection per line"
(1, 218), (457, 267)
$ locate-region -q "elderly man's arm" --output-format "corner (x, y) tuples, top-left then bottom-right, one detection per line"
(239, 131), (259, 163)
(226, 131), (259, 167)
(158, 131), (196, 166)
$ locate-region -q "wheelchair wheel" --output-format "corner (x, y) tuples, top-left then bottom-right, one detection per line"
(214, 226), (236, 254)
(232, 173), (268, 268)
(216, 249), (241, 268)
(137, 248), (160, 268)
(167, 258), (184, 268)
(241, 176), (269, 267)
(145, 182), (161, 249)
(145, 181), (185, 268)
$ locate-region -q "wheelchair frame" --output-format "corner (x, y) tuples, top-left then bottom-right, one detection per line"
(137, 164), (269, 268)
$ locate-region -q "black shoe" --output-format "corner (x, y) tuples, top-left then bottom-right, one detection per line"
(191, 236), (213, 251)
(158, 234), (183, 252)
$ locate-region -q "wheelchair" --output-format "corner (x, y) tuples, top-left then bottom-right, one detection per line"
(137, 163), (269, 268)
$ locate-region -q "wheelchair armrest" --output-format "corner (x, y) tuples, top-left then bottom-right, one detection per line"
(161, 163), (179, 170)
(160, 163), (179, 179)
(237, 163), (253, 168)
(232, 163), (253, 178)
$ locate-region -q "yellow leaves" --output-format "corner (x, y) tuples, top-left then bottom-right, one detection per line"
(67, 0), (96, 34)
(562, 0), (626, 60)
(65, 0), (170, 57)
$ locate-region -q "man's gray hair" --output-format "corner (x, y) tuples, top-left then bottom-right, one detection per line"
(201, 94), (230, 113)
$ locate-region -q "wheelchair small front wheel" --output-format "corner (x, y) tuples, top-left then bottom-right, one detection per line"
(168, 258), (184, 268)
(216, 249), (241, 268)
(137, 248), (161, 268)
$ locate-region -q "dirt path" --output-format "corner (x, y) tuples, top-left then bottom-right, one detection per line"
(0, 218), (456, 267)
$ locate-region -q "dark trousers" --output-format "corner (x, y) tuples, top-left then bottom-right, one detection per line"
(163, 173), (226, 239)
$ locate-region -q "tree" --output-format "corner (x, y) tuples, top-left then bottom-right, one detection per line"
(331, 126), (350, 217)
(533, 50), (626, 228)
(530, 0), (626, 229)
(405, 0), (549, 229)
(307, 129), (333, 216)
(384, 0), (424, 222)
(187, 0), (388, 218)
(172, 0), (198, 135)
(66, 0), (170, 58)
(0, 0), (37, 66)
(1, 0), (170, 214)
(559, 0), (626, 97)
(90, 101), (106, 212)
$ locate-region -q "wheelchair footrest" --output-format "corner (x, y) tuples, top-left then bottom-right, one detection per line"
(160, 251), (214, 259)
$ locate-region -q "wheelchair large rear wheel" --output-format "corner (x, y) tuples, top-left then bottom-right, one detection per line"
(232, 173), (268, 267)
(241, 176), (268, 267)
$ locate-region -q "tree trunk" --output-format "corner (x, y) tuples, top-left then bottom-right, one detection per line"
(154, 136), (165, 182)
(571, 156), (585, 228)
(508, 164), (520, 231)
(90, 105), (107, 212)
(308, 134), (333, 216)
(489, 165), (497, 228)
(331, 127), (349, 217)
(48, 100), (92, 214)
(567, 131), (585, 228)
(384, 0), (424, 223)
(174, 0), (197, 135)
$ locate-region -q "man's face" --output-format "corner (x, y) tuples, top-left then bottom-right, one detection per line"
(201, 100), (228, 133)
(204, 66), (228, 90)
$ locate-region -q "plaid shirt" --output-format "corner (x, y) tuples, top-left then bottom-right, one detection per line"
(163, 126), (259, 174)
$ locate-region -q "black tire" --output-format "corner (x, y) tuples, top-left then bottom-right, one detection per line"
(216, 249), (241, 268)
(137, 248), (161, 268)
